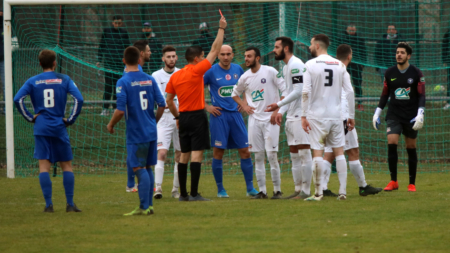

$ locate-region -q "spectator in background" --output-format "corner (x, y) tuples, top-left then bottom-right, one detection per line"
(142, 22), (163, 73)
(97, 15), (130, 116)
(191, 22), (216, 56)
(375, 25), (402, 81)
(442, 30), (450, 110)
(339, 24), (367, 111)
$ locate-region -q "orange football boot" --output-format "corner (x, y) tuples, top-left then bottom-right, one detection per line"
(384, 180), (399, 191)
(407, 184), (416, 192)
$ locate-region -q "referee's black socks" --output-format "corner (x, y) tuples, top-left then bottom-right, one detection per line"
(190, 162), (201, 197)
(388, 144), (398, 181)
(407, 148), (417, 185)
(178, 163), (188, 197)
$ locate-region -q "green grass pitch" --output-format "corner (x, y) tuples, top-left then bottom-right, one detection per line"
(1, 172), (450, 253)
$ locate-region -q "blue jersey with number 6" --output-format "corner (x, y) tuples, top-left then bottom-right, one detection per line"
(116, 71), (166, 144)
(13, 71), (84, 137)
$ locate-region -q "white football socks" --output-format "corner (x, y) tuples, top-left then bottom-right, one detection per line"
(335, 155), (348, 195)
(267, 151), (281, 193)
(312, 157), (324, 196)
(155, 160), (165, 187)
(349, 160), (367, 188)
(290, 152), (302, 192)
(254, 152), (266, 194)
(322, 160), (332, 191)
(299, 149), (312, 195)
(172, 162), (180, 191)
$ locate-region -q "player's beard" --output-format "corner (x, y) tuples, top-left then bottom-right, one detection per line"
(246, 59), (257, 69)
(274, 50), (285, 61)
(397, 58), (407, 65)
(144, 56), (150, 63)
(165, 62), (176, 69)
(310, 48), (317, 58)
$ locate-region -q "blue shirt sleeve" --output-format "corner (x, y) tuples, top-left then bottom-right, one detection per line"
(203, 70), (211, 87)
(116, 79), (127, 112)
(13, 81), (34, 122)
(152, 77), (166, 107)
(66, 80), (84, 125)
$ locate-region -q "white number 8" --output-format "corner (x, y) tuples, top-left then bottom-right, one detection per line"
(44, 89), (55, 108)
(140, 91), (148, 110)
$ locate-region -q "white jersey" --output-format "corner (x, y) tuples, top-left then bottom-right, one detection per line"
(278, 56), (306, 121)
(301, 54), (355, 120)
(340, 71), (351, 120)
(232, 65), (286, 122)
(152, 67), (180, 113)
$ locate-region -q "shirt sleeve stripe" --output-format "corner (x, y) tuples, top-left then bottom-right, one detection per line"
(18, 95), (33, 122)
(68, 94), (78, 122)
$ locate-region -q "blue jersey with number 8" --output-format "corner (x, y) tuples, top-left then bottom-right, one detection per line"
(14, 71), (84, 137)
(116, 71), (166, 144)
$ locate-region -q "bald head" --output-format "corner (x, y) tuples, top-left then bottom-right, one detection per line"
(218, 45), (234, 69)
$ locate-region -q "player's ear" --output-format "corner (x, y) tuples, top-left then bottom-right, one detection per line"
(52, 60), (56, 69)
(122, 58), (126, 65)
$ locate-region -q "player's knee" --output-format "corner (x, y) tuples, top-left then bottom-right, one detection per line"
(346, 148), (359, 161)
(254, 151), (265, 165)
(238, 148), (251, 159)
(158, 150), (168, 161)
(323, 152), (334, 163)
(213, 148), (225, 160)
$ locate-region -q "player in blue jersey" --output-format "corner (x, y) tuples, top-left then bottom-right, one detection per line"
(107, 46), (165, 216)
(204, 45), (258, 197)
(122, 40), (150, 193)
(13, 49), (84, 213)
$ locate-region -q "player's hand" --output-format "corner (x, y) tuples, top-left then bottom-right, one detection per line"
(107, 124), (115, 134)
(270, 111), (279, 125)
(410, 109), (424, 130)
(265, 103), (279, 112)
(63, 118), (70, 127)
(372, 115), (380, 130)
(219, 16), (227, 30)
(301, 117), (311, 134)
(206, 104), (222, 117)
(275, 113), (283, 126)
(96, 62), (101, 68)
(242, 105), (255, 115)
(347, 119), (355, 131)
(176, 119), (179, 129)
(32, 114), (40, 123)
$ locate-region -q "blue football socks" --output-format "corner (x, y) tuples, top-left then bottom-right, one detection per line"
(126, 160), (136, 188)
(39, 172), (53, 208)
(241, 158), (254, 192)
(212, 158), (225, 193)
(146, 168), (154, 207)
(135, 169), (150, 210)
(63, 171), (75, 206)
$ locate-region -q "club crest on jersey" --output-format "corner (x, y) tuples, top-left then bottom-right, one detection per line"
(218, 85), (234, 97)
(234, 73), (238, 79)
(225, 74), (231, 81)
(116, 86), (122, 93)
(407, 78), (414, 84)
(395, 87), (411, 100)
(261, 78), (266, 84)
(251, 89), (264, 102)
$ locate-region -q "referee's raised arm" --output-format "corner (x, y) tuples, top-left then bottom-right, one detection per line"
(206, 16), (227, 64)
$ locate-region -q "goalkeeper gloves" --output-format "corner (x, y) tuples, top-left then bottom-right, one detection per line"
(372, 107), (382, 130)
(410, 108), (425, 130)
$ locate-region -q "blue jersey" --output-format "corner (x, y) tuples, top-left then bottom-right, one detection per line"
(14, 71), (84, 137)
(204, 63), (244, 111)
(116, 71), (165, 144)
(123, 64), (143, 76)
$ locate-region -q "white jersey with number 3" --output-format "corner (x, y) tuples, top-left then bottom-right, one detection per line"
(232, 65), (286, 122)
(301, 54), (355, 120)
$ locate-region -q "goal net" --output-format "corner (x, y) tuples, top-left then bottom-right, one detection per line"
(3, 0), (450, 177)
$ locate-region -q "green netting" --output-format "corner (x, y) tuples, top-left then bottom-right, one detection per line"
(3, 0), (450, 177)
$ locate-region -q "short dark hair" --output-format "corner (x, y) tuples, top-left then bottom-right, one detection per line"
(388, 24), (396, 28)
(185, 46), (203, 62)
(112, 15), (123, 21)
(123, 46), (140, 65)
(397, 42), (412, 55)
(312, 34), (330, 49)
(39, 49), (56, 69)
(275, 36), (294, 53)
(133, 40), (149, 53)
(245, 46), (261, 58)
(162, 45), (176, 55)
(336, 44), (352, 61)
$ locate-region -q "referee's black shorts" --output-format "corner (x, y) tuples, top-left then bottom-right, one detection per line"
(179, 109), (210, 153)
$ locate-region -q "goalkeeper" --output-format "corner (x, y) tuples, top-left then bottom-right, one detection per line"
(372, 42), (425, 192)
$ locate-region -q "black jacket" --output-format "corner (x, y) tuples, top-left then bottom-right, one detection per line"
(375, 33), (403, 68)
(191, 33), (216, 56)
(338, 31), (367, 65)
(98, 27), (130, 70)
(442, 31), (450, 64)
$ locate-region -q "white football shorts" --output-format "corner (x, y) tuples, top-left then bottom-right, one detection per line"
(285, 120), (310, 146)
(308, 119), (345, 150)
(248, 116), (280, 152)
(157, 112), (180, 151)
(325, 127), (359, 152)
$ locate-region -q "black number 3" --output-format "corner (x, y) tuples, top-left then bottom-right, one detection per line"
(324, 69), (333, 86)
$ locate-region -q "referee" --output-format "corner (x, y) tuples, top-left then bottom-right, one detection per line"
(165, 16), (227, 201)
(373, 42), (425, 192)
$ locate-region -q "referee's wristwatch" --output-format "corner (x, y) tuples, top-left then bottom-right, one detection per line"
(174, 116), (179, 120)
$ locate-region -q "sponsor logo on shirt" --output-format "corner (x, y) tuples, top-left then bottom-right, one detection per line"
(303, 68), (307, 73)
(116, 86), (122, 93)
(215, 140), (222, 147)
(36, 79), (62, 85)
(140, 80), (153, 86)
(225, 74), (231, 81)
(316, 61), (339, 65)
(234, 73), (239, 79)
(291, 68), (300, 74)
(157, 142), (163, 147)
(131, 81), (140, 86)
(251, 89), (264, 102)
(276, 72), (283, 78)
(218, 85), (234, 97)
(407, 78), (414, 84)
(261, 78), (266, 84)
(395, 87), (411, 100)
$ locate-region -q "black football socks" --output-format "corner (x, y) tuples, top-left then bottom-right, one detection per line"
(407, 148), (418, 185)
(178, 163), (188, 197)
(388, 144), (398, 181)
(190, 162), (201, 197)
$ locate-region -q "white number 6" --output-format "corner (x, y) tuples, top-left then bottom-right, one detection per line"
(140, 91), (148, 110)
